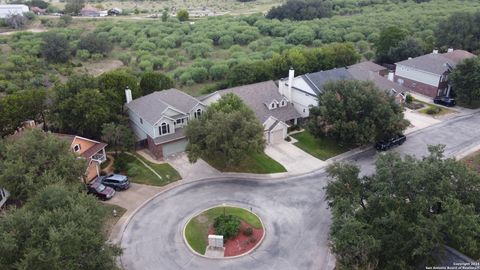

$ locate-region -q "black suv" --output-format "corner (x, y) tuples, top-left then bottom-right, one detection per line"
(375, 134), (406, 151)
(433, 96), (456, 107)
(100, 174), (130, 191)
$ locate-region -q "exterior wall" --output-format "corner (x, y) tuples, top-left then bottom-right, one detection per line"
(395, 64), (441, 87)
(0, 5), (29, 18)
(290, 89), (317, 117)
(147, 136), (164, 160)
(394, 75), (440, 97)
(85, 161), (100, 183)
(153, 117), (175, 138)
(128, 110), (154, 140)
(189, 103), (206, 121)
(71, 137), (97, 156)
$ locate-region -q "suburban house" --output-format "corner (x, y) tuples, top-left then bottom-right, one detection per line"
(125, 88), (206, 160)
(201, 81), (302, 144)
(55, 134), (108, 182)
(0, 4), (29, 18)
(394, 49), (476, 98)
(80, 6), (108, 17)
(279, 61), (407, 117)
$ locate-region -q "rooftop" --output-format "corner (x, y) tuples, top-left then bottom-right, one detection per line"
(302, 68), (353, 95)
(395, 50), (476, 75)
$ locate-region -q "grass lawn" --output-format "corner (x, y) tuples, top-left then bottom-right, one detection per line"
(185, 206), (262, 254)
(204, 151), (286, 174)
(115, 153), (181, 186)
(414, 99), (452, 116)
(462, 150), (480, 174)
(292, 131), (351, 161)
(101, 203), (127, 238)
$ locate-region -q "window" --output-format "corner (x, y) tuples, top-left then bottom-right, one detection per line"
(159, 122), (170, 135)
(176, 118), (186, 126)
(140, 118), (143, 124)
(281, 100), (286, 107)
(270, 103), (275, 109)
(73, 144), (81, 152)
(194, 108), (202, 118)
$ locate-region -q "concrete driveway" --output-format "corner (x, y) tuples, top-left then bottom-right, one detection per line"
(265, 141), (325, 174)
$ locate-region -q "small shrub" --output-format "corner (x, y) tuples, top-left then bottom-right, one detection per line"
(405, 94), (413, 104)
(243, 227), (253, 237)
(113, 155), (128, 172)
(248, 236), (257, 244)
(213, 214), (241, 239)
(285, 136), (292, 142)
(426, 107), (441, 115)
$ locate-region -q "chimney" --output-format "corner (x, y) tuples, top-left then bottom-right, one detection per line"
(287, 67), (294, 101)
(387, 71), (394, 82)
(125, 86), (132, 104)
(447, 48), (454, 53)
(432, 49), (439, 54)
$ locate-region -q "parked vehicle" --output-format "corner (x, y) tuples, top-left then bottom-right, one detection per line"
(375, 134), (407, 151)
(87, 180), (115, 200)
(100, 174), (130, 191)
(433, 96), (456, 107)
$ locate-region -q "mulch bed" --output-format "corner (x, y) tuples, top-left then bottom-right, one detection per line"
(208, 220), (264, 257)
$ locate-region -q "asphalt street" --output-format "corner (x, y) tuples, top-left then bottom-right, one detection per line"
(121, 112), (480, 270)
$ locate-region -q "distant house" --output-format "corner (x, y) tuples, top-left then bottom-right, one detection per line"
(0, 4), (29, 18)
(80, 7), (107, 17)
(278, 61), (407, 117)
(201, 81), (301, 144)
(394, 49), (476, 98)
(55, 134), (107, 182)
(30, 6), (46, 15)
(125, 88), (206, 160)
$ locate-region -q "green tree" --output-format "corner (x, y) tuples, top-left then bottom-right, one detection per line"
(139, 72), (174, 96)
(98, 69), (139, 113)
(5, 14), (27, 29)
(101, 122), (135, 156)
(309, 80), (409, 146)
(387, 38), (425, 63)
(435, 11), (480, 52)
(0, 184), (121, 270)
(0, 130), (86, 203)
(326, 146), (480, 269)
(64, 0), (85, 15)
(177, 9), (189, 21)
(161, 8), (169, 22)
(226, 61), (273, 87)
(185, 93), (265, 167)
(77, 32), (113, 55)
(374, 26), (406, 64)
(41, 32), (71, 63)
(450, 57), (480, 106)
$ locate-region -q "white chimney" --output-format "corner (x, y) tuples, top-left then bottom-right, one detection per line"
(387, 71), (394, 82)
(447, 48), (454, 53)
(287, 68), (294, 100)
(432, 49), (439, 54)
(125, 87), (132, 104)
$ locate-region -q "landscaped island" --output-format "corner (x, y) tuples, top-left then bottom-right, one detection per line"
(184, 206), (264, 257)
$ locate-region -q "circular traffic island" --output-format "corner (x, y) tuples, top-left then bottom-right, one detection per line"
(184, 205), (265, 258)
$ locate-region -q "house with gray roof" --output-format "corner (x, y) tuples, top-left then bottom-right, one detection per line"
(279, 62), (407, 117)
(125, 88), (206, 160)
(0, 4), (29, 18)
(394, 49), (476, 98)
(201, 81), (301, 144)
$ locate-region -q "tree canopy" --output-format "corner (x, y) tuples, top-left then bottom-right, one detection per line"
(0, 129), (86, 203)
(0, 184), (120, 270)
(449, 57), (480, 106)
(374, 26), (406, 64)
(308, 80), (409, 146)
(266, 0), (333, 21)
(436, 11), (480, 53)
(41, 32), (71, 63)
(139, 72), (174, 96)
(101, 122), (135, 155)
(326, 145), (480, 269)
(177, 9), (189, 21)
(185, 93), (265, 167)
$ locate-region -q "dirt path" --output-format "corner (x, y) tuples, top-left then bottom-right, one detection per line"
(74, 59), (124, 77)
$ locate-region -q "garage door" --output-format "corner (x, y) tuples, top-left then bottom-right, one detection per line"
(269, 129), (284, 144)
(163, 139), (188, 157)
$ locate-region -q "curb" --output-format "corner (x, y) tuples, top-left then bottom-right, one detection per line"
(182, 204), (266, 260)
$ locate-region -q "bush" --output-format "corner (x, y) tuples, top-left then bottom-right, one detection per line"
(76, 49), (90, 60)
(405, 94), (413, 104)
(426, 107), (441, 115)
(213, 214), (241, 239)
(113, 155), (128, 173)
(243, 227), (253, 236)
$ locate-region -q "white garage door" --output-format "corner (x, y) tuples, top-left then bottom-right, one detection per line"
(163, 139), (188, 157)
(269, 129), (284, 144)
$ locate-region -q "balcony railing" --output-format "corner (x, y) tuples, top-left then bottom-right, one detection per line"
(92, 153), (107, 163)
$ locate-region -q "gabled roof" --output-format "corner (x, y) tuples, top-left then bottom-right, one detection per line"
(395, 50), (476, 75)
(213, 81), (301, 123)
(302, 68), (353, 95)
(53, 133), (107, 159)
(348, 61), (387, 73)
(347, 66), (409, 93)
(126, 89), (201, 125)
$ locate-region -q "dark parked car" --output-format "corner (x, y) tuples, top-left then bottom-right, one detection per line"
(433, 96), (456, 107)
(101, 174), (130, 191)
(88, 180), (115, 200)
(375, 134), (406, 151)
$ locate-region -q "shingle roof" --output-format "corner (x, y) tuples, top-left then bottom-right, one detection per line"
(126, 89), (201, 125)
(347, 66), (409, 93)
(349, 61), (387, 73)
(395, 50), (476, 75)
(215, 81), (301, 123)
(302, 68), (353, 95)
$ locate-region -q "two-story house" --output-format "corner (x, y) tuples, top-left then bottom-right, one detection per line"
(394, 49), (476, 98)
(125, 88), (206, 160)
(201, 81), (301, 144)
(55, 133), (107, 182)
